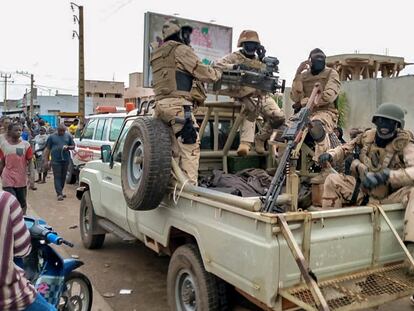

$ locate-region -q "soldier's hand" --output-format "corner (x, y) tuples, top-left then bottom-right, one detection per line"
(362, 169), (390, 190)
(292, 102), (302, 113)
(233, 64), (250, 71)
(256, 45), (266, 61)
(296, 60), (310, 75)
(318, 153), (333, 165)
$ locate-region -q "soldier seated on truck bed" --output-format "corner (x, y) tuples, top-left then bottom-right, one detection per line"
(319, 103), (414, 265)
(214, 30), (285, 156)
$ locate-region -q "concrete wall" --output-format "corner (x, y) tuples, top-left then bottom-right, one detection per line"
(37, 95), (93, 116)
(342, 75), (414, 132)
(282, 75), (414, 136)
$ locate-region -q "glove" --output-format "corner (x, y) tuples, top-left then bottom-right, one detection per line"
(362, 168), (390, 190)
(318, 153), (333, 165)
(292, 102), (302, 113)
(232, 64), (250, 70)
(256, 45), (266, 61)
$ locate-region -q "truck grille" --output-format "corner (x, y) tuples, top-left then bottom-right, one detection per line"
(280, 263), (414, 310)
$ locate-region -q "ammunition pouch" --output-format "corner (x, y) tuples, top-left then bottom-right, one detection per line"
(176, 70), (194, 92)
(308, 120), (326, 143)
(190, 80), (207, 105)
(176, 106), (197, 144)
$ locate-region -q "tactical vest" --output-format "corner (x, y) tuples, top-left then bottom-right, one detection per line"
(301, 67), (337, 112)
(150, 41), (193, 101)
(357, 128), (413, 198)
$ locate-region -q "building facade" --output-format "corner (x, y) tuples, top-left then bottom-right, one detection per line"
(85, 80), (125, 109)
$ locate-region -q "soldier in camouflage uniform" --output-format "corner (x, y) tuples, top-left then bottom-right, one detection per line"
(214, 30), (285, 156)
(290, 48), (341, 163)
(319, 103), (414, 246)
(151, 20), (222, 184)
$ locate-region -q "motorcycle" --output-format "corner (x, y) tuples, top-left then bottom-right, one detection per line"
(17, 217), (93, 311)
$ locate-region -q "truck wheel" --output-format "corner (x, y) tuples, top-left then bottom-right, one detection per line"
(167, 244), (227, 311)
(121, 117), (171, 211)
(66, 160), (77, 184)
(80, 191), (105, 249)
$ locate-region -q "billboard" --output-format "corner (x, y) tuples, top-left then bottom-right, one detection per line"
(143, 12), (233, 87)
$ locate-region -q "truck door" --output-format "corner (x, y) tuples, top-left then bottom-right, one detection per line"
(99, 120), (133, 231)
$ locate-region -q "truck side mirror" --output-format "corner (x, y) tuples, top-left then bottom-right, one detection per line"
(101, 145), (112, 163)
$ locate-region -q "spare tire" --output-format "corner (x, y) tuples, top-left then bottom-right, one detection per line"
(121, 117), (172, 211)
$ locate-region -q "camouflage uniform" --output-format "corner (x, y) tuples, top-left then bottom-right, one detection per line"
(290, 67), (341, 161)
(322, 128), (414, 242)
(151, 21), (221, 184)
(214, 31), (285, 155)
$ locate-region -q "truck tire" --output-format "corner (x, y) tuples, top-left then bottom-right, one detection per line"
(80, 191), (105, 249)
(121, 117), (171, 211)
(66, 160), (77, 184)
(167, 244), (227, 311)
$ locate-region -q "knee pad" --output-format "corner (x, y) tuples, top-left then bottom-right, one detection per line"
(309, 120), (326, 143)
(269, 116), (286, 129)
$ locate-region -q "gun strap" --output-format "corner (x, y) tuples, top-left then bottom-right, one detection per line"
(350, 178), (361, 205)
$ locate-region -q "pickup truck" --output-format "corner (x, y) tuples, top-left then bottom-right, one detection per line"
(77, 100), (414, 311)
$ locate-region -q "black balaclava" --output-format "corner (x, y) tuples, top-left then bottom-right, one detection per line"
(309, 48), (326, 75)
(241, 41), (259, 59)
(179, 27), (192, 45)
(374, 117), (399, 147)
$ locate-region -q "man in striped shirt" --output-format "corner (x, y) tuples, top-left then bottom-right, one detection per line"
(0, 191), (55, 310)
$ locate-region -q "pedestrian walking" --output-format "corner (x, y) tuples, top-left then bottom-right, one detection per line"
(43, 124), (75, 201)
(34, 126), (49, 183)
(0, 123), (33, 214)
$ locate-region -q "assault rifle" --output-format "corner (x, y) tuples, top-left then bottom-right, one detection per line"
(212, 56), (286, 94)
(262, 83), (322, 213)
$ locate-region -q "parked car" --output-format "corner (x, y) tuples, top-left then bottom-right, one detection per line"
(67, 109), (127, 184)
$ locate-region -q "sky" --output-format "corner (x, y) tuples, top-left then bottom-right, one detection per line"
(1, 0), (414, 100)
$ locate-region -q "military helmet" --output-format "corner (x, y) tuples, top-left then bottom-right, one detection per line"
(162, 19), (181, 40)
(372, 103), (406, 128)
(237, 30), (261, 47)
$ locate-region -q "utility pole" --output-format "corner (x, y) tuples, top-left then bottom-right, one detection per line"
(16, 71), (35, 118)
(30, 74), (34, 119)
(1, 73), (12, 113)
(72, 2), (85, 125)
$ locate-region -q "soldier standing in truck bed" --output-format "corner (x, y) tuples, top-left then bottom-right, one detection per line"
(214, 30), (285, 156)
(151, 19), (222, 185)
(290, 48), (341, 180)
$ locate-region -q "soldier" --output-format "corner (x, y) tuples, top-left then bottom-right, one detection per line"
(319, 103), (414, 252)
(214, 30), (285, 156)
(151, 19), (222, 185)
(290, 48), (341, 165)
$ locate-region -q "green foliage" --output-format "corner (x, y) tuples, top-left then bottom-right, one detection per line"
(337, 92), (348, 129)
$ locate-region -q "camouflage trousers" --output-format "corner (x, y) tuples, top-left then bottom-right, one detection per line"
(238, 95), (285, 143)
(322, 173), (414, 242)
(153, 98), (200, 185)
(288, 110), (338, 161)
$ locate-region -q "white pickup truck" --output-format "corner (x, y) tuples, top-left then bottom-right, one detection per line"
(77, 102), (414, 311)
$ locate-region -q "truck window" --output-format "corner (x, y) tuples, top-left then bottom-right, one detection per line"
(94, 118), (107, 141)
(82, 119), (97, 140)
(109, 118), (124, 142)
(113, 120), (133, 162)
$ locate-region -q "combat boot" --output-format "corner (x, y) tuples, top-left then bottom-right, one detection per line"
(255, 137), (266, 154)
(237, 142), (251, 157)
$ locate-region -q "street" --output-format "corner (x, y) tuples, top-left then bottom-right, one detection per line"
(27, 179), (414, 311)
